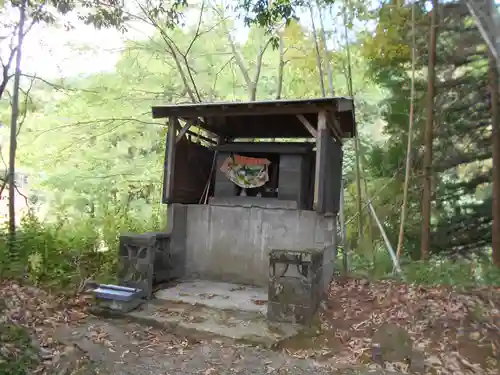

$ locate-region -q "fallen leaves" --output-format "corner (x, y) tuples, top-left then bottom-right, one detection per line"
(0, 281), (90, 331)
(281, 278), (500, 374)
(87, 325), (115, 348)
(0, 281), (92, 374)
(252, 299), (267, 305)
(1, 278), (499, 375)
(204, 367), (217, 375)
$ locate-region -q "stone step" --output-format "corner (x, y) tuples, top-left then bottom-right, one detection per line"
(155, 279), (268, 314)
(91, 298), (302, 348)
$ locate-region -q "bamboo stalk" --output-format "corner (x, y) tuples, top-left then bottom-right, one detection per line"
(396, 0), (417, 260)
(342, 9), (364, 243)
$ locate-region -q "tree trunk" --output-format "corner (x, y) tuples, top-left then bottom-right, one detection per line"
(8, 0), (27, 247)
(361, 154), (374, 260)
(249, 39), (272, 101)
(396, 0), (417, 259)
(420, 0), (439, 261)
(490, 51), (500, 267)
(224, 23), (271, 102)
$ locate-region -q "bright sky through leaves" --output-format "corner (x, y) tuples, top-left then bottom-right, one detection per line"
(13, 0), (378, 79)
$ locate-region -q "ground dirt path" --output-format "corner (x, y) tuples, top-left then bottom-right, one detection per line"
(53, 317), (396, 375)
(1, 279), (498, 375)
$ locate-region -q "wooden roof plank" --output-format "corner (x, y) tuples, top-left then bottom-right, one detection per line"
(152, 97), (356, 139)
(152, 97), (352, 118)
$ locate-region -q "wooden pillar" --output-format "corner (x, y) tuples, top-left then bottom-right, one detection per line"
(163, 117), (178, 204)
(314, 111), (327, 213)
(164, 117), (179, 233)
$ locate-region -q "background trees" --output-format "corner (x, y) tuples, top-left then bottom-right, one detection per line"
(0, 0), (499, 284)
(363, 0), (498, 262)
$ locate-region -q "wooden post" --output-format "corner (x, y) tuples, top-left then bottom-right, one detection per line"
(314, 111), (327, 212)
(164, 117), (178, 204)
(164, 117), (179, 233)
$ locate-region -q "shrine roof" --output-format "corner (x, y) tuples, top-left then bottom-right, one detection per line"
(151, 97), (356, 139)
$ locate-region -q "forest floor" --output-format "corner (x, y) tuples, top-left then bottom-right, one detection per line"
(0, 279), (498, 375)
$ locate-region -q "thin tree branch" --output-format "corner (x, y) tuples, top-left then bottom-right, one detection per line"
(275, 33), (285, 99)
(134, 1), (201, 102)
(309, 1), (326, 96)
(250, 37), (273, 100)
(17, 74), (36, 136)
(210, 56), (234, 100)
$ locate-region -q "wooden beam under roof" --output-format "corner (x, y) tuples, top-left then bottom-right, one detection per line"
(152, 97), (354, 119)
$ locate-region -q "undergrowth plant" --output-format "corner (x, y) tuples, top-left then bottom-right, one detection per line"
(0, 323), (38, 375)
(1, 204), (499, 292)
(0, 205), (164, 292)
(345, 247), (500, 286)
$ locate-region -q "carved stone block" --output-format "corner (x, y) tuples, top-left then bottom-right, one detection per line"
(267, 249), (324, 325)
(118, 231), (181, 298)
(118, 233), (156, 299)
(151, 232), (173, 284)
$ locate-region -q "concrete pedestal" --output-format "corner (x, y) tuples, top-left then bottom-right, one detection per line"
(184, 204), (337, 289)
(267, 249), (324, 325)
(118, 232), (171, 298)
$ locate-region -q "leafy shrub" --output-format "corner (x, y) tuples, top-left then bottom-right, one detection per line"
(345, 247), (500, 286)
(0, 205), (163, 292)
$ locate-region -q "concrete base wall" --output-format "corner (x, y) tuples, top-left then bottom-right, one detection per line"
(184, 204), (337, 290)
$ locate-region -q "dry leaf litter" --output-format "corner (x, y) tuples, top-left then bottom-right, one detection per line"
(0, 279), (498, 375)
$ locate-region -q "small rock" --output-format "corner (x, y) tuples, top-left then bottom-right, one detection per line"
(371, 343), (383, 364)
(49, 344), (92, 375)
(410, 351), (426, 374)
(371, 323), (413, 363)
(425, 355), (442, 366)
(468, 331), (480, 340)
(39, 347), (54, 360)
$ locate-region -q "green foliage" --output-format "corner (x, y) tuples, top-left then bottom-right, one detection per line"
(0, 206), (163, 291)
(4, 0), (128, 30)
(0, 322), (37, 375)
(362, 1), (495, 258)
(347, 248), (500, 287)
(239, 0), (372, 32)
(13, 13), (386, 226)
(4, 0), (494, 301)
(240, 0), (298, 31)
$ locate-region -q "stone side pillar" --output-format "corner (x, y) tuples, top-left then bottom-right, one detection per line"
(118, 232), (171, 299)
(267, 249), (324, 325)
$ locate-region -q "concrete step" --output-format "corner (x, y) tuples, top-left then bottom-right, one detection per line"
(155, 279), (268, 314)
(91, 279), (304, 348)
